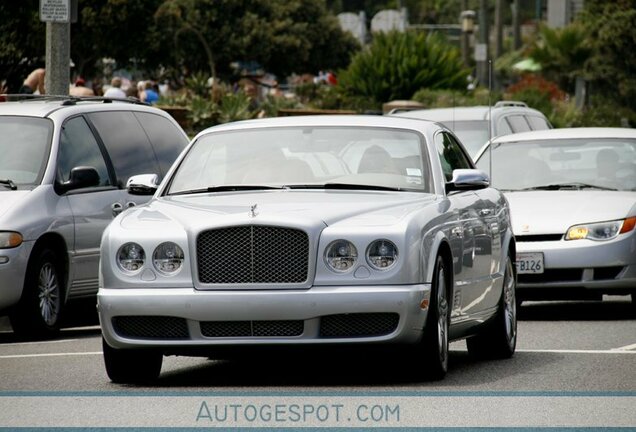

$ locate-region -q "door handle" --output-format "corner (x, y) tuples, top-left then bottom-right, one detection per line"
(125, 201), (137, 209)
(111, 202), (123, 217)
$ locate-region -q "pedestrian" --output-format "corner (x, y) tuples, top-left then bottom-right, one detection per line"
(20, 68), (45, 94)
(69, 77), (95, 96)
(103, 77), (127, 99)
(139, 81), (159, 105)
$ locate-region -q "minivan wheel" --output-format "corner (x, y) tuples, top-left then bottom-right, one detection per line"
(467, 255), (517, 359)
(10, 248), (64, 339)
(103, 338), (163, 384)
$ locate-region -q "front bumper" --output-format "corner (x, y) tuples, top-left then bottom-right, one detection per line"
(98, 284), (430, 351)
(516, 232), (636, 297)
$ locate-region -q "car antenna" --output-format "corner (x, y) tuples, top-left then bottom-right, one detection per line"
(488, 59), (493, 183)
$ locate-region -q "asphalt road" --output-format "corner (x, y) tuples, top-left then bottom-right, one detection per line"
(1, 297), (635, 428)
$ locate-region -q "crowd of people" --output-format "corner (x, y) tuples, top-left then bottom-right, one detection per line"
(4, 67), (164, 105)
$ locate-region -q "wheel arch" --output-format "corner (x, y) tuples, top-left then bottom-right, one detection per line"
(28, 232), (70, 301)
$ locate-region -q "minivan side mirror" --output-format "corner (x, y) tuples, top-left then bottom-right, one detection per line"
(127, 174), (159, 195)
(57, 166), (100, 193)
(445, 169), (490, 194)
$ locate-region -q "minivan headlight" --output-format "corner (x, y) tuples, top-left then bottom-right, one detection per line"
(117, 242), (145, 273)
(565, 217), (636, 241)
(153, 242), (184, 275)
(324, 240), (358, 272)
(366, 239), (398, 270)
(0, 232), (23, 249)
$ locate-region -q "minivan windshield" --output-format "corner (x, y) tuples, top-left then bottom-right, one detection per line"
(476, 138), (636, 191)
(167, 126), (431, 195)
(0, 117), (53, 187)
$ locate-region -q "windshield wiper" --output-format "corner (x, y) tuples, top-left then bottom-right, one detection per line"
(170, 184), (285, 195)
(285, 183), (403, 191)
(520, 182), (618, 191)
(0, 179), (17, 190)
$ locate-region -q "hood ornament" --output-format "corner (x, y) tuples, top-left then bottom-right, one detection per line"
(521, 224), (530, 233)
(249, 204), (258, 218)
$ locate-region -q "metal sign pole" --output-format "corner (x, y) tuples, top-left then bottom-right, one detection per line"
(41, 0), (72, 95)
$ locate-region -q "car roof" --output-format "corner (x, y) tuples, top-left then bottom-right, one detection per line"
(391, 105), (547, 122)
(0, 97), (156, 118)
(491, 127), (636, 143)
(197, 114), (443, 135)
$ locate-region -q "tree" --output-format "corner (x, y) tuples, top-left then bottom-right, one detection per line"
(338, 30), (469, 105)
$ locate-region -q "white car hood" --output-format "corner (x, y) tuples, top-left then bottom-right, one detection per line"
(119, 190), (436, 231)
(506, 191), (636, 235)
(0, 190), (32, 219)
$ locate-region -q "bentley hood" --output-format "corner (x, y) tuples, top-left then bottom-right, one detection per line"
(505, 190), (636, 235)
(118, 190), (437, 232)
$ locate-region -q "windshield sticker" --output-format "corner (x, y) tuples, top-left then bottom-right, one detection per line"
(406, 168), (422, 176)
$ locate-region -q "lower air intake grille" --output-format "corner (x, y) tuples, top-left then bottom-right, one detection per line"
(200, 320), (304, 338)
(518, 268), (583, 283)
(112, 316), (189, 340)
(319, 313), (399, 338)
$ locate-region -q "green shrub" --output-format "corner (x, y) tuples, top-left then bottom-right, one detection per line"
(412, 88), (502, 108)
(338, 30), (469, 105)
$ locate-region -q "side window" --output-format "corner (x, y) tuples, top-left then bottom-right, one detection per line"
(526, 115), (551, 130)
(506, 115), (531, 133)
(57, 116), (111, 186)
(497, 118), (513, 136)
(87, 111), (161, 186)
(133, 112), (188, 179)
(435, 132), (473, 181)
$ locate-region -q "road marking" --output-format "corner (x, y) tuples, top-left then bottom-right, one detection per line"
(516, 348), (636, 354)
(612, 342), (636, 351)
(0, 351), (102, 359)
(0, 339), (79, 347)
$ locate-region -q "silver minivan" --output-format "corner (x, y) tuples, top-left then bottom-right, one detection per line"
(0, 96), (189, 338)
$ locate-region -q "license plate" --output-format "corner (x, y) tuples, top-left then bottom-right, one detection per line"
(516, 252), (544, 274)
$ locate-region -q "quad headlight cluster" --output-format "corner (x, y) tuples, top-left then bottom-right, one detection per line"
(565, 217), (636, 241)
(116, 242), (184, 275)
(324, 239), (398, 273)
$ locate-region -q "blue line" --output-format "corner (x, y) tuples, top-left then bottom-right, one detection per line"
(0, 390), (635, 397)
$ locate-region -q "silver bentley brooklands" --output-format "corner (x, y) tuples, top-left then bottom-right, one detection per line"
(98, 115), (517, 383)
(475, 128), (636, 306)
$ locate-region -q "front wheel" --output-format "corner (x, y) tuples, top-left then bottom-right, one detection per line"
(412, 255), (450, 381)
(467, 255), (517, 359)
(103, 338), (163, 384)
(10, 248), (64, 339)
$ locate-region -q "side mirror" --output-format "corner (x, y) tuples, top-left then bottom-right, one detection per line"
(445, 169), (490, 194)
(57, 166), (100, 193)
(126, 174), (159, 195)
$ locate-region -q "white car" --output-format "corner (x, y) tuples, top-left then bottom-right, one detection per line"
(391, 101), (552, 159)
(474, 128), (636, 306)
(98, 115), (517, 383)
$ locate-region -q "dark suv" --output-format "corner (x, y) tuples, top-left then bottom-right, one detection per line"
(0, 96), (189, 338)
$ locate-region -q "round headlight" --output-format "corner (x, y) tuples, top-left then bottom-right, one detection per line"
(366, 239), (398, 270)
(324, 240), (358, 272)
(153, 242), (184, 275)
(117, 242), (145, 273)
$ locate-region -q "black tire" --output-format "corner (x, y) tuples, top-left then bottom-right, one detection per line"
(10, 248), (64, 339)
(103, 337), (163, 384)
(467, 255), (517, 359)
(412, 255), (450, 381)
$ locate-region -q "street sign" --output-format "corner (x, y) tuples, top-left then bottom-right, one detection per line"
(474, 43), (488, 62)
(40, 0), (70, 23)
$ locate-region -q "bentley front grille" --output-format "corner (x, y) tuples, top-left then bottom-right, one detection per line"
(319, 313), (400, 338)
(200, 320), (304, 337)
(112, 316), (190, 340)
(197, 225), (309, 284)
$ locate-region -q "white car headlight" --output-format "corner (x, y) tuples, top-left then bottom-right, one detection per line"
(565, 217), (636, 241)
(153, 242), (184, 275)
(117, 242), (145, 273)
(324, 240), (358, 272)
(366, 239), (398, 270)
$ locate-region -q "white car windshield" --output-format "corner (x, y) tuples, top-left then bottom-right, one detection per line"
(0, 117), (53, 187)
(167, 126), (431, 194)
(477, 138), (636, 191)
